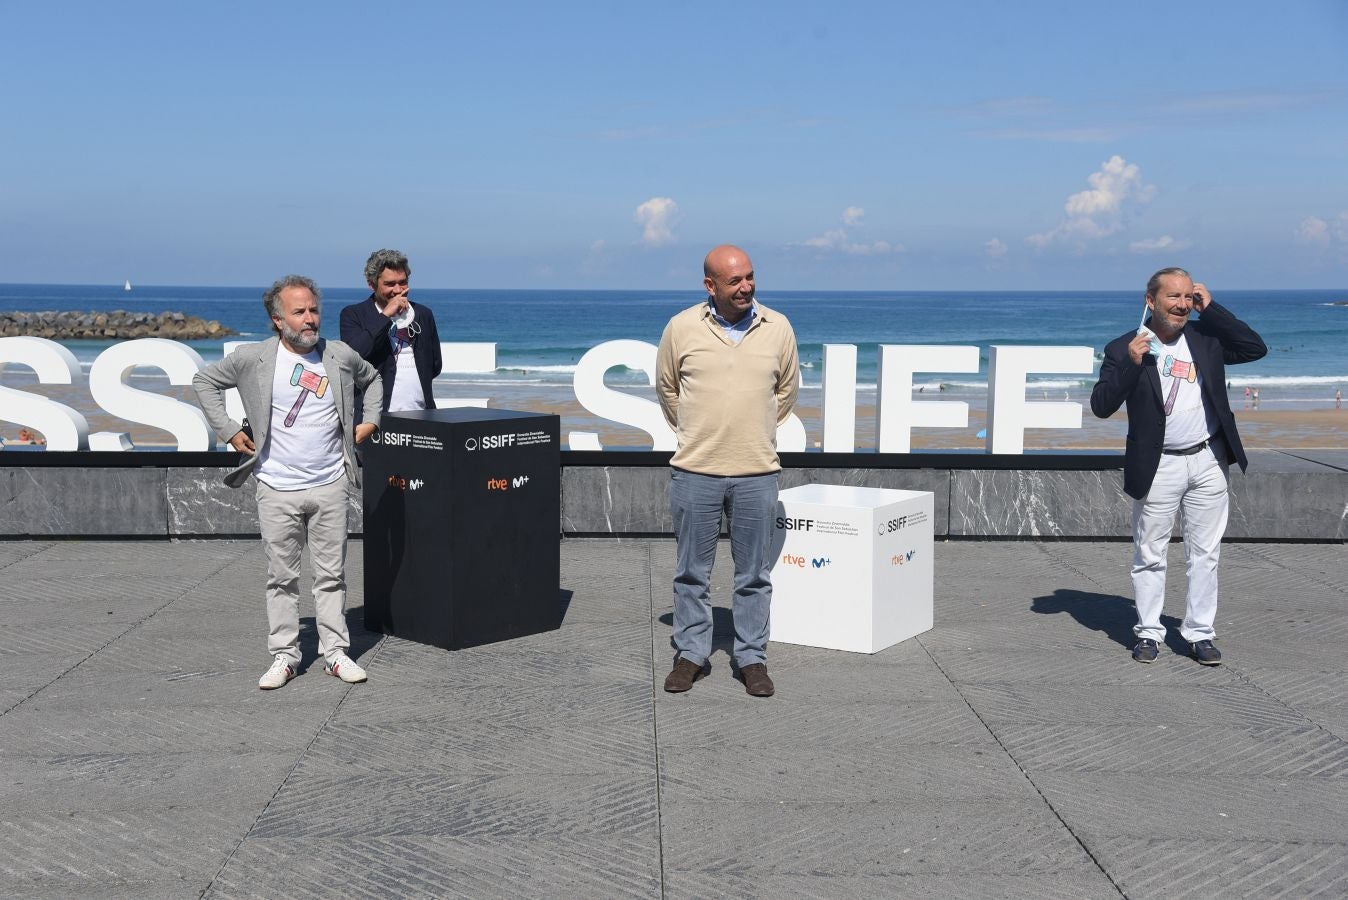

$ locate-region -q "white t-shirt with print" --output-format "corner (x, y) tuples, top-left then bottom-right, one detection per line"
(386, 328), (426, 412)
(254, 346), (345, 490)
(1156, 332), (1218, 450)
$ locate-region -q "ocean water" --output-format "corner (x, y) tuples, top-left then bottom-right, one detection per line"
(2, 283), (1346, 407)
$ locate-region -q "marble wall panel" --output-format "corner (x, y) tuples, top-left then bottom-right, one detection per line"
(0, 467), (167, 536)
(561, 467), (952, 536)
(6, 464), (1340, 540)
(950, 470), (1133, 538)
(167, 468), (365, 537)
(1228, 472), (1348, 541)
(166, 468), (257, 536)
(562, 467), (673, 534)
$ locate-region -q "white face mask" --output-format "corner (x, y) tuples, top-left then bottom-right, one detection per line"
(391, 303), (416, 330)
(1137, 302), (1162, 355)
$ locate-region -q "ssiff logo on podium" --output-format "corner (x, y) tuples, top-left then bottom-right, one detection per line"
(771, 485), (934, 654)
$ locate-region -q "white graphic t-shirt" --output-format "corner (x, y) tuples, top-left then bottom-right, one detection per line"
(255, 346), (345, 490)
(386, 326), (426, 412)
(1156, 332), (1217, 450)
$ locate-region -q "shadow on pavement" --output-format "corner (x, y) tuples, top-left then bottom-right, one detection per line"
(1031, 588), (1185, 655)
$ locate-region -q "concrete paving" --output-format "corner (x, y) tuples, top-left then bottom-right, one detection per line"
(1, 537), (1345, 899)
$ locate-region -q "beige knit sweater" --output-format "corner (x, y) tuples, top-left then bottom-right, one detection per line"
(655, 301), (800, 476)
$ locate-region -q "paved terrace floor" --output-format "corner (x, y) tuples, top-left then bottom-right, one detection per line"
(1, 537), (1345, 899)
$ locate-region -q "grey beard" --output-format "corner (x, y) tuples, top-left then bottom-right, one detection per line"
(283, 325), (319, 351)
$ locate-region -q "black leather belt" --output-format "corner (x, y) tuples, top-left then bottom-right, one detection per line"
(1163, 436), (1216, 456)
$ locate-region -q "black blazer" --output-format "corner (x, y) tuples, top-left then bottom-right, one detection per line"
(339, 297), (443, 415)
(1091, 301), (1266, 500)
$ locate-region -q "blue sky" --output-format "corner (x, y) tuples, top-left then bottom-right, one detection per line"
(2, 1), (1346, 290)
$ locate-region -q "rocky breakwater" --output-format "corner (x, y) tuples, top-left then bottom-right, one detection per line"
(0, 310), (236, 340)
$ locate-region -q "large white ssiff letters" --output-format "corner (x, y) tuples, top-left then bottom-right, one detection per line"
(0, 336), (1094, 452)
(569, 340), (1094, 453)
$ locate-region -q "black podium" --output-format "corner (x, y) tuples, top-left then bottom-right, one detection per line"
(361, 407), (561, 649)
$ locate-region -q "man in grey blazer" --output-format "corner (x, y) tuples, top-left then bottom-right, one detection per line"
(193, 275), (383, 690)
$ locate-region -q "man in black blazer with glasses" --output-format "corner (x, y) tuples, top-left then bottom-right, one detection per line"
(339, 248), (442, 415)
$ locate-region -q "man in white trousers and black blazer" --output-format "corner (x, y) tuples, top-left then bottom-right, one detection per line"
(1091, 267), (1266, 666)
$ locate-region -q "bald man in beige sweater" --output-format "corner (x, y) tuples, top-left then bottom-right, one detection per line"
(656, 245), (800, 697)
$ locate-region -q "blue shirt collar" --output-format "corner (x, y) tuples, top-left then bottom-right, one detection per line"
(706, 297), (757, 330)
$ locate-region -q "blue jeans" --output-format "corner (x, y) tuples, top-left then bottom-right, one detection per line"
(669, 468), (779, 667)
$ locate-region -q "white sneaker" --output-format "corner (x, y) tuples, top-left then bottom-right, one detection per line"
(324, 650), (367, 684)
(258, 654), (296, 690)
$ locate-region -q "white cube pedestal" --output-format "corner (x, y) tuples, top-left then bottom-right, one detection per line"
(771, 484), (934, 654)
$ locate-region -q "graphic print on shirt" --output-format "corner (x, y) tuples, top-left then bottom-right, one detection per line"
(285, 362), (330, 427)
(1161, 354), (1197, 416)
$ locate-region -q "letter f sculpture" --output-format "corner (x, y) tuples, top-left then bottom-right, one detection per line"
(285, 363), (330, 427)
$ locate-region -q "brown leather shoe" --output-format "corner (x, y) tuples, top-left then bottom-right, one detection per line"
(739, 663), (774, 697)
(663, 657), (705, 693)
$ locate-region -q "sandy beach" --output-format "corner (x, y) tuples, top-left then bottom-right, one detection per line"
(3, 378), (1344, 452)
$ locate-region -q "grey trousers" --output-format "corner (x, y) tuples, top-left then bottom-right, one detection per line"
(255, 475), (351, 666)
(669, 469), (778, 667)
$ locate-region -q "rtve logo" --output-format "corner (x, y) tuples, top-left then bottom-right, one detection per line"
(891, 549), (918, 566)
(775, 517), (814, 531)
(386, 475), (425, 491)
(486, 474), (531, 491)
(782, 553), (832, 569)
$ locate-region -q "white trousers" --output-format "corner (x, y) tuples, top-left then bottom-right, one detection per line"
(1130, 445), (1230, 643)
(255, 475), (351, 667)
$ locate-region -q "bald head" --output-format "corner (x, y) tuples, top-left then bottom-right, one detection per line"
(702, 244), (756, 324)
(703, 244), (751, 279)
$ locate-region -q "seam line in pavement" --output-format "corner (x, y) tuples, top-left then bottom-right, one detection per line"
(201, 630), (389, 899)
(1044, 541), (1348, 742)
(916, 631), (1128, 898)
(1230, 542), (1347, 594)
(0, 542), (250, 719)
(648, 540), (668, 900)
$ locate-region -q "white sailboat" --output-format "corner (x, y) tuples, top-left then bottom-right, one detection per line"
(123, 279), (132, 291)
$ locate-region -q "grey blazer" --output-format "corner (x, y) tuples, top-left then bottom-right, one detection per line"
(192, 336), (383, 489)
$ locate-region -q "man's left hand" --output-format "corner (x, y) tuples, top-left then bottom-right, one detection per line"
(1193, 282), (1212, 312)
(355, 423), (377, 444)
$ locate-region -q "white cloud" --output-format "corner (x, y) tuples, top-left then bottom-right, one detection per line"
(984, 238), (1008, 259)
(1064, 155), (1155, 216)
(634, 197), (679, 246)
(1027, 155), (1156, 250)
(1297, 216), (1330, 245)
(589, 239), (606, 253)
(1296, 213), (1348, 251)
(798, 208), (899, 256)
(1129, 235), (1191, 254)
